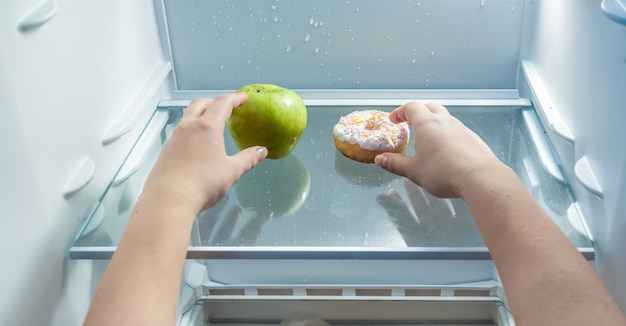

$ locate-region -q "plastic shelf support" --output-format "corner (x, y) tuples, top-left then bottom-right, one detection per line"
(62, 156), (96, 200)
(575, 156), (604, 199)
(601, 0), (626, 28)
(17, 1), (58, 32)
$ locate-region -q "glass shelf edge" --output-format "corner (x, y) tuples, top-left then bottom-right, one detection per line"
(69, 246), (595, 260)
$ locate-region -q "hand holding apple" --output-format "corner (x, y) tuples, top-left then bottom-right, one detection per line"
(227, 84), (307, 159)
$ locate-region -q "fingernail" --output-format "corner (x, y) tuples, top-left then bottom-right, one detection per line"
(375, 154), (387, 168)
(256, 147), (268, 160)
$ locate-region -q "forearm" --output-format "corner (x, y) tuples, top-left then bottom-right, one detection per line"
(460, 164), (625, 325)
(84, 191), (199, 326)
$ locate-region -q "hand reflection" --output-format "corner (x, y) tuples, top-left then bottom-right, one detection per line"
(377, 179), (469, 247)
(196, 199), (273, 246)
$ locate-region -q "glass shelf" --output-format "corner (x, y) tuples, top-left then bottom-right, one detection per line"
(70, 104), (593, 263)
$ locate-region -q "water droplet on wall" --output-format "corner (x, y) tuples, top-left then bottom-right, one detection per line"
(305, 34), (310, 42)
(286, 45), (291, 52)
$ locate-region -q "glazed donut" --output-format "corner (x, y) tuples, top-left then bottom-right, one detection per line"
(333, 110), (410, 163)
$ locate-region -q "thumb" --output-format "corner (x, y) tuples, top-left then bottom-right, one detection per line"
(230, 146), (268, 178)
(375, 152), (413, 178)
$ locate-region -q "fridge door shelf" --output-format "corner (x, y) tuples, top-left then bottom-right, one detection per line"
(70, 101), (594, 268)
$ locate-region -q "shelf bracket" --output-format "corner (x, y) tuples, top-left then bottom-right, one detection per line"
(17, 0), (58, 32)
(575, 156), (604, 199)
(601, 0), (626, 28)
(521, 61), (575, 145)
(62, 156), (95, 200)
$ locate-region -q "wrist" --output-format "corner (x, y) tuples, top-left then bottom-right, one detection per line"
(138, 183), (205, 219)
(456, 159), (517, 200)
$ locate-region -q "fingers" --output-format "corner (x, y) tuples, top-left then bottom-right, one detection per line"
(388, 101), (428, 125)
(203, 92), (249, 124)
(181, 93), (249, 123)
(183, 98), (214, 119)
(389, 101), (449, 125)
(424, 102), (449, 114)
(375, 152), (413, 179)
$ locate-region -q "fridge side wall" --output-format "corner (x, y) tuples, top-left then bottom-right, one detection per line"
(0, 1), (169, 325)
(520, 0), (626, 309)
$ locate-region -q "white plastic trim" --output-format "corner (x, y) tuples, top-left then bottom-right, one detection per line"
(162, 89), (531, 107)
(112, 110), (169, 187)
(80, 202), (105, 238)
(200, 281), (503, 300)
(521, 61), (575, 145)
(575, 156), (604, 199)
(101, 62), (171, 145)
(568, 203), (594, 242)
(521, 108), (565, 182)
(601, 0), (626, 28)
(62, 156), (95, 199)
(17, 0), (58, 32)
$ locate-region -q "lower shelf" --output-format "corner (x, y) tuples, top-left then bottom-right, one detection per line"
(182, 295), (510, 326)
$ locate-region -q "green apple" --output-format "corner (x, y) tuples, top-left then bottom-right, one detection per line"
(227, 84), (307, 159)
(234, 155), (311, 218)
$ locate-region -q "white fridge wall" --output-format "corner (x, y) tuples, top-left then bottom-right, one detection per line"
(2, 0), (625, 324)
(0, 0), (168, 325)
(520, 0), (626, 309)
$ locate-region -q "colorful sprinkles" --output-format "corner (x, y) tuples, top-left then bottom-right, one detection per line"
(333, 110), (410, 151)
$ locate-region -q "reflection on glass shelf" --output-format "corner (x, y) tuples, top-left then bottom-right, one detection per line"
(72, 105), (593, 259)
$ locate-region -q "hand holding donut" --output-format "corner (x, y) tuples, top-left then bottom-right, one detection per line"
(374, 101), (504, 199)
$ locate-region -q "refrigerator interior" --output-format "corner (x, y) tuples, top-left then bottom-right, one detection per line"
(1, 0), (625, 325)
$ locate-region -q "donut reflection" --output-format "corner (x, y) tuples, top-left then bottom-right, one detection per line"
(334, 150), (399, 187)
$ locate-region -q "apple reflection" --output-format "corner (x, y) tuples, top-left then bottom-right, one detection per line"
(235, 154), (311, 218)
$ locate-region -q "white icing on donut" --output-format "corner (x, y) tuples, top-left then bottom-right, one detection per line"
(333, 110), (410, 151)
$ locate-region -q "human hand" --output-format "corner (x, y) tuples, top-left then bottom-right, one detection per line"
(374, 101), (503, 198)
(143, 94), (268, 213)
